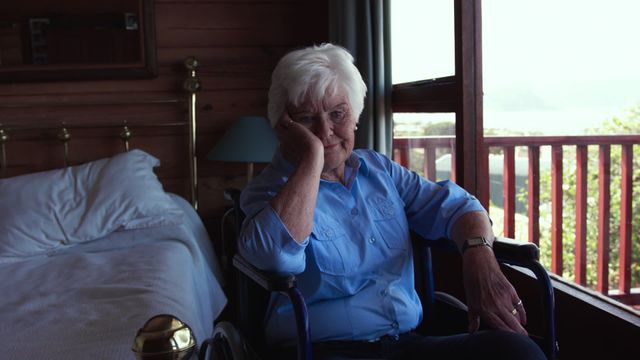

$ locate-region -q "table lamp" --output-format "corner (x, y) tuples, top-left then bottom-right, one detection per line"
(207, 116), (278, 184)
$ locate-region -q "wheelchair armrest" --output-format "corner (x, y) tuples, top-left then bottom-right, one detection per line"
(493, 237), (540, 265)
(232, 253), (298, 292)
(232, 254), (312, 360)
(410, 234), (540, 265)
(434, 291), (468, 312)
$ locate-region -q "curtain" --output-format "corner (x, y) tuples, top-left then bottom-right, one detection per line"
(329, 0), (393, 156)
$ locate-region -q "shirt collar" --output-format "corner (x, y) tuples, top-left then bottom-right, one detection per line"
(350, 150), (369, 176)
(341, 151), (368, 188)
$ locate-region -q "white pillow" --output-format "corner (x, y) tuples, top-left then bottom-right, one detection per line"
(0, 149), (184, 258)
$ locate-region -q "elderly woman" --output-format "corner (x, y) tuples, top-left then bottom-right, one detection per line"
(238, 43), (544, 360)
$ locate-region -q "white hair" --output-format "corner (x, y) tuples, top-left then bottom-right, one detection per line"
(267, 43), (367, 127)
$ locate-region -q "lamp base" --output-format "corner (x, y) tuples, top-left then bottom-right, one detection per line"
(246, 162), (254, 184)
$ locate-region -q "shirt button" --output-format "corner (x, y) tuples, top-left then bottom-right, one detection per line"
(351, 208), (359, 216)
(381, 289), (388, 296)
(391, 322), (399, 329)
(368, 237), (376, 244)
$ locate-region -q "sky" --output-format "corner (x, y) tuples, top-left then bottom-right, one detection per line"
(391, 0), (640, 134)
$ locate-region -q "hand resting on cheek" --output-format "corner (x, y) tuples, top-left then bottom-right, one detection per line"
(275, 111), (324, 168)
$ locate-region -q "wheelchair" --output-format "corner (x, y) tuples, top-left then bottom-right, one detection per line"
(200, 188), (558, 360)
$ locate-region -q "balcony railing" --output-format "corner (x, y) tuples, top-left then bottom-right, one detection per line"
(393, 135), (640, 307)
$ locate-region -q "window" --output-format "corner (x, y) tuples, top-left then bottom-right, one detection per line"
(391, 0), (454, 83)
(391, 1), (457, 182)
(390, 0), (483, 193)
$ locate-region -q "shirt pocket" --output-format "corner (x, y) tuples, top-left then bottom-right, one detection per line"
(310, 222), (357, 276)
(370, 196), (408, 251)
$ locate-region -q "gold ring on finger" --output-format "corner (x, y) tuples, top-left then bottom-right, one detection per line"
(511, 308), (518, 316)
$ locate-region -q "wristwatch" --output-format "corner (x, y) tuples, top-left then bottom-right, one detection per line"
(461, 236), (491, 254)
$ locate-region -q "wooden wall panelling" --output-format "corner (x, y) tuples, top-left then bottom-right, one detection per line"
(0, 0), (329, 223)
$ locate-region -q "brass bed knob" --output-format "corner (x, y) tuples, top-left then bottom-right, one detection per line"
(132, 314), (196, 360)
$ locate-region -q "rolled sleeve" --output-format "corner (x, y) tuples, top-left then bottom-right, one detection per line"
(238, 204), (308, 274)
(405, 179), (486, 240)
(434, 180), (487, 239)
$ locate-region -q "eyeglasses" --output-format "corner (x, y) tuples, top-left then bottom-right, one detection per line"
(290, 109), (349, 129)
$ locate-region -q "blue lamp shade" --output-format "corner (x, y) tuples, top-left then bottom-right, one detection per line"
(207, 116), (278, 163)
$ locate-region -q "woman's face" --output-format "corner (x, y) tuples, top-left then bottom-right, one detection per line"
(287, 88), (356, 181)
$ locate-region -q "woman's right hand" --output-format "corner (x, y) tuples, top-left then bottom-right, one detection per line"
(270, 112), (324, 242)
(275, 112), (324, 168)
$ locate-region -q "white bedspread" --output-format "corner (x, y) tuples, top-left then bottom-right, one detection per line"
(0, 194), (227, 360)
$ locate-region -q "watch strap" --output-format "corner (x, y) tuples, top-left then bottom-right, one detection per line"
(461, 236), (491, 254)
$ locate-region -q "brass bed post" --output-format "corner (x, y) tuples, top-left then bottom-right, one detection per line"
(57, 126), (71, 167)
(183, 57), (201, 210)
(0, 126), (7, 177)
(120, 122), (133, 152)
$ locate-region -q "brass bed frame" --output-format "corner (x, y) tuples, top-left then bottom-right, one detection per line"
(0, 57), (201, 210)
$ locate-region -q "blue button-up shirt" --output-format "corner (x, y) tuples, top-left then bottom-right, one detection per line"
(238, 149), (485, 347)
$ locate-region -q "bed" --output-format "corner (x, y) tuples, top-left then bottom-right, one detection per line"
(0, 149), (226, 359)
(0, 59), (227, 359)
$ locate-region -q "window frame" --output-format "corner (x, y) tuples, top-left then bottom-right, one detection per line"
(391, 0), (488, 206)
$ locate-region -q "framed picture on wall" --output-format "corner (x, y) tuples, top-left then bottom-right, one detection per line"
(27, 18), (51, 64)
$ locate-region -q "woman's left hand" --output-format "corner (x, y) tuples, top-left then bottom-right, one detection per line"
(462, 246), (528, 335)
